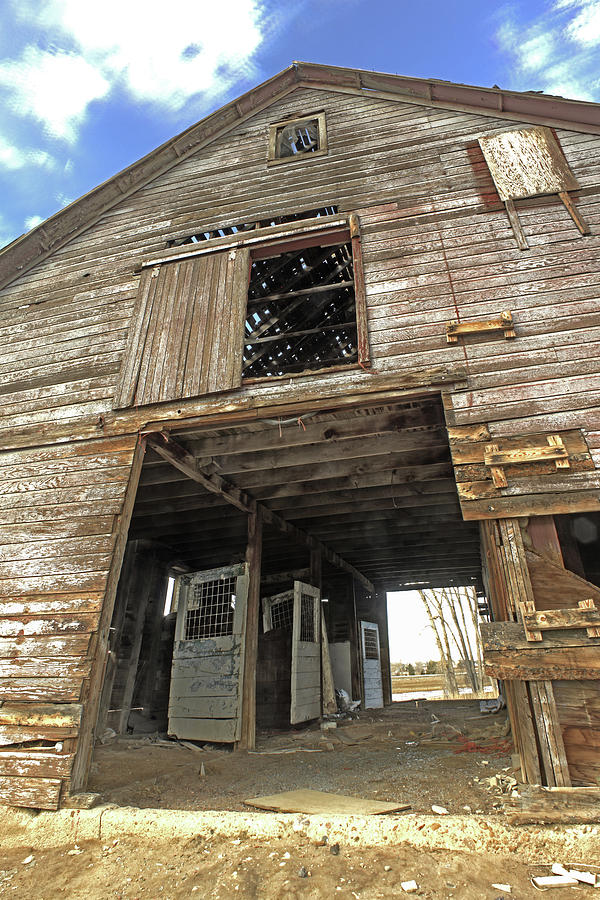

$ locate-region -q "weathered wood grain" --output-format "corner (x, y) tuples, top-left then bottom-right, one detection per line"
(0, 776), (62, 810)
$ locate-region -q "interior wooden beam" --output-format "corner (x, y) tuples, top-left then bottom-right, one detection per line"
(145, 433), (374, 592)
(183, 403), (444, 457)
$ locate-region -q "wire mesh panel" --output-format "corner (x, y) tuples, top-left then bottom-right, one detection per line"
(270, 595), (294, 631)
(363, 627), (379, 660)
(183, 576), (237, 640)
(300, 593), (317, 642)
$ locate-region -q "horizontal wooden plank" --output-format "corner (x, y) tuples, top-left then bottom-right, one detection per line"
(167, 717), (238, 742)
(0, 703), (82, 728)
(0, 593), (104, 617)
(0, 725), (78, 746)
(451, 430), (589, 465)
(484, 646), (600, 680)
(523, 608), (600, 632)
(505, 785), (600, 824)
(0, 657), (91, 678)
(0, 634), (91, 658)
(480, 621), (595, 651)
(0, 614), (99, 637)
(462, 489), (600, 520)
(168, 674), (238, 698)
(0, 677), (84, 702)
(0, 775), (62, 810)
(168, 696), (238, 719)
(0, 751), (74, 778)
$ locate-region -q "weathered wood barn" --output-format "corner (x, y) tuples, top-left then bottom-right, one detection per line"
(1, 62), (600, 810)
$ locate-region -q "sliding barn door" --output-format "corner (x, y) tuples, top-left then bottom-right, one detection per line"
(360, 620), (384, 709)
(290, 582), (321, 724)
(168, 563), (248, 742)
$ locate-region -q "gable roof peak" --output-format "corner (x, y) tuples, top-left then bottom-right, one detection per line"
(1, 61), (599, 293)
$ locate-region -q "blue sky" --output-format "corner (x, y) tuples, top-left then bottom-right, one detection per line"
(1, 0), (599, 249)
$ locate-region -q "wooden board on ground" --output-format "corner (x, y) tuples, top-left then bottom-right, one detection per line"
(505, 785), (600, 824)
(244, 788), (410, 815)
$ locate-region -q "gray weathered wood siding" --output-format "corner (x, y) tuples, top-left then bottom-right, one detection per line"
(0, 89), (598, 484)
(1, 84), (600, 804)
(0, 90), (597, 451)
(0, 435), (138, 807)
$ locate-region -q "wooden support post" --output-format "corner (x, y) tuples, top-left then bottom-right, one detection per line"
(310, 547), (322, 591)
(527, 515), (564, 568)
(239, 508), (262, 751)
(376, 590), (393, 706)
(558, 191), (590, 235)
(504, 198), (529, 249)
(117, 558), (155, 734)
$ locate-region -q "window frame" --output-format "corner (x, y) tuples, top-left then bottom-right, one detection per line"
(117, 212), (369, 408)
(267, 111), (328, 166)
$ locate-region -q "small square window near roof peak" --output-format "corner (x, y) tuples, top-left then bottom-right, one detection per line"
(268, 113), (327, 165)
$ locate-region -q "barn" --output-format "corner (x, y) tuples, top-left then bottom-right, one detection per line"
(1, 62), (600, 810)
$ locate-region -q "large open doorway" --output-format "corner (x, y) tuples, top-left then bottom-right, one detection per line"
(89, 394), (508, 810)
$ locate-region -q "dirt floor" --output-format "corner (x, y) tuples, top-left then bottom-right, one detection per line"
(2, 701), (600, 898)
(88, 701), (514, 814)
(0, 832), (569, 899)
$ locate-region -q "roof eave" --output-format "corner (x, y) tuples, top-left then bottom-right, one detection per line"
(1, 61), (598, 293)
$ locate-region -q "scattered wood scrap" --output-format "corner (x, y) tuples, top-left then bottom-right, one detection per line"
(244, 789), (410, 816)
(505, 785), (600, 824)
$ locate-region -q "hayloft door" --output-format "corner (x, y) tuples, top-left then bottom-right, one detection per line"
(168, 563), (248, 742)
(290, 582), (322, 724)
(360, 621), (384, 709)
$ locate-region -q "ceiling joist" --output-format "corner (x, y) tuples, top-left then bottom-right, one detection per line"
(145, 432), (374, 592)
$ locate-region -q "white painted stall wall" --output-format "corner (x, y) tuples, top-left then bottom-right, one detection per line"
(360, 620), (383, 709)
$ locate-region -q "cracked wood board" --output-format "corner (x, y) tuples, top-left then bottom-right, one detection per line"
(244, 789), (410, 815)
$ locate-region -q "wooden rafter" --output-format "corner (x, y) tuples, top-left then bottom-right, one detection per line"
(145, 432), (374, 592)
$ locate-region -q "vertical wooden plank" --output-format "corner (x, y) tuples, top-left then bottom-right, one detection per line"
(114, 266), (160, 407)
(558, 191), (590, 235)
(504, 199), (529, 250)
(148, 261), (181, 405)
(116, 558), (156, 734)
(499, 520), (542, 640)
(238, 508), (262, 751)
(349, 213), (370, 367)
(226, 247), (251, 390)
(507, 680), (542, 784)
(184, 255), (215, 399)
(527, 516), (564, 569)
(375, 591), (392, 706)
(69, 436), (146, 794)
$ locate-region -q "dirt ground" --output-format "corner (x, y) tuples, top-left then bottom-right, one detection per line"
(2, 701), (599, 898)
(0, 832), (564, 899)
(88, 701), (514, 814)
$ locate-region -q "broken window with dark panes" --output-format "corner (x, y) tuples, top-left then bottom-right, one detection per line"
(268, 113), (327, 163)
(242, 237), (357, 378)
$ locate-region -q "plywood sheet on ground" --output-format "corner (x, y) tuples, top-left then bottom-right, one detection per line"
(244, 789), (410, 815)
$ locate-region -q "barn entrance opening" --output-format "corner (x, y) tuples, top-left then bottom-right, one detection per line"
(94, 395), (488, 786)
(387, 585), (498, 704)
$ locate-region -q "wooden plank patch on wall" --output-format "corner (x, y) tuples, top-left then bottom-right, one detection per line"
(448, 427), (598, 519)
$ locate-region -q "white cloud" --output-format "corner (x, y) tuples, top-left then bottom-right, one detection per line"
(3, 0), (267, 142)
(0, 135), (57, 171)
(0, 46), (110, 141)
(24, 214), (44, 231)
(566, 0), (600, 44)
(495, 1), (600, 101)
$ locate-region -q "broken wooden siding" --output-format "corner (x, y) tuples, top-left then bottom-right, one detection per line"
(0, 435), (139, 807)
(0, 83), (600, 805)
(0, 90), (598, 499)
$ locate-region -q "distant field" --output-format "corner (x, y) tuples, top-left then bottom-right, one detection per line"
(391, 673), (487, 694)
